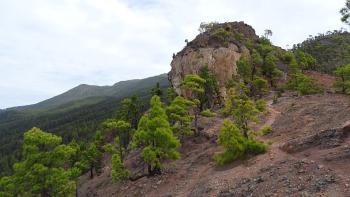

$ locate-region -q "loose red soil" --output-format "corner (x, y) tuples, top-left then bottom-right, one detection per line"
(78, 93), (350, 197)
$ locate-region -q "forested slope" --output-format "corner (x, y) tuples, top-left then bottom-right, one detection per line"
(0, 74), (169, 176)
(294, 30), (350, 73)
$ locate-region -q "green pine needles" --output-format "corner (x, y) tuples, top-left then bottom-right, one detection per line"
(133, 96), (180, 175)
(214, 120), (266, 165)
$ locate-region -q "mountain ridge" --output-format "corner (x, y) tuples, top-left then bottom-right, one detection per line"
(8, 73), (168, 112)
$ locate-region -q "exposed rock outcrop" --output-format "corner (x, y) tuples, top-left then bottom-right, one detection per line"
(280, 128), (345, 153)
(169, 22), (257, 101)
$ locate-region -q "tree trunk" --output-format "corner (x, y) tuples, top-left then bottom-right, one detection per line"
(148, 164), (152, 175)
(194, 113), (199, 136)
(147, 164), (162, 176)
(243, 129), (248, 138)
(270, 78), (274, 88)
(243, 122), (249, 138)
(342, 75), (346, 93)
(251, 65), (256, 81)
(90, 166), (94, 179)
(41, 188), (50, 197)
(76, 183), (78, 197)
(119, 146), (124, 162)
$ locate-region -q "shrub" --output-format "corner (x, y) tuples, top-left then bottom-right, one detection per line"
(214, 120), (266, 165)
(211, 28), (232, 39)
(261, 126), (273, 135)
(267, 140), (273, 145)
(334, 64), (350, 94)
(201, 109), (217, 117)
(297, 75), (322, 95)
(273, 95), (278, 104)
(255, 100), (267, 113)
(287, 73), (322, 95)
(252, 77), (269, 98)
(246, 139), (267, 155)
(111, 154), (129, 182)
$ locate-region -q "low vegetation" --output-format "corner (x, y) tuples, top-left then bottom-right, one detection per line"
(214, 120), (266, 165)
(284, 51), (322, 95)
(334, 64), (350, 94)
(261, 126), (273, 135)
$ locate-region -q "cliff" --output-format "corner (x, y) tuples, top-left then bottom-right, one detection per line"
(169, 22), (258, 100)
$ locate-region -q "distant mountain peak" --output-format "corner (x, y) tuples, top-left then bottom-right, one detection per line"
(9, 73), (169, 112)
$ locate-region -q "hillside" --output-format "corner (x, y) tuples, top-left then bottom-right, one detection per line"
(294, 30), (350, 73)
(78, 93), (350, 196)
(0, 74), (169, 176)
(76, 22), (350, 196)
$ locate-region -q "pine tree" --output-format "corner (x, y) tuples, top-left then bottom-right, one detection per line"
(83, 131), (103, 179)
(214, 120), (247, 165)
(166, 96), (194, 139)
(84, 143), (102, 179)
(251, 49), (263, 81)
(133, 96), (180, 175)
(0, 128), (77, 196)
(231, 96), (260, 138)
(264, 29), (273, 39)
(151, 82), (163, 96)
(214, 120), (266, 165)
(263, 52), (282, 87)
(285, 51), (320, 95)
(334, 64), (350, 93)
(251, 77), (269, 98)
(166, 87), (177, 103)
(111, 154), (129, 182)
(340, 0), (350, 25)
(102, 120), (131, 182)
(103, 120), (131, 161)
(237, 57), (253, 84)
(181, 74), (206, 135)
(118, 96), (143, 129)
(294, 50), (316, 71)
(222, 87), (261, 139)
(199, 66), (220, 109)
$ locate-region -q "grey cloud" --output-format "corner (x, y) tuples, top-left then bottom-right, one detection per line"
(0, 0), (347, 108)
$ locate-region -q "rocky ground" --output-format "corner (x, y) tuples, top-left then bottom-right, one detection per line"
(78, 93), (350, 197)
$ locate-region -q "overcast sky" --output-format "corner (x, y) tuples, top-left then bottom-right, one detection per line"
(0, 0), (347, 109)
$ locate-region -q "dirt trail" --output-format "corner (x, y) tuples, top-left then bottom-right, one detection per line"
(264, 100), (281, 128)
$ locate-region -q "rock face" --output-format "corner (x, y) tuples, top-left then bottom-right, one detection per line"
(280, 128), (346, 153)
(169, 22), (257, 101)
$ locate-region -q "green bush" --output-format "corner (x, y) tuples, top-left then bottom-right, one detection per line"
(255, 100), (267, 113)
(246, 139), (267, 154)
(200, 109), (217, 117)
(111, 154), (129, 182)
(297, 75), (322, 95)
(267, 140), (273, 145)
(287, 73), (322, 95)
(213, 148), (244, 165)
(252, 77), (269, 98)
(334, 64), (350, 94)
(214, 120), (266, 165)
(211, 28), (232, 39)
(261, 126), (273, 135)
